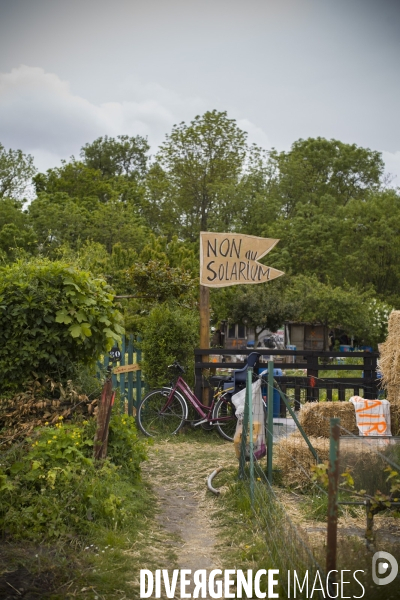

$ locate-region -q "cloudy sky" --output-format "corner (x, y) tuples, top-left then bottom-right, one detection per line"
(1, 0), (399, 183)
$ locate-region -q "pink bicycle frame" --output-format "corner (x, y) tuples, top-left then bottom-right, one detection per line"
(162, 376), (232, 424)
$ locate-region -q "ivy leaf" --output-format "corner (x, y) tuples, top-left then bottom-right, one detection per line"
(99, 316), (111, 325)
(80, 322), (92, 337)
(69, 324), (82, 338)
(63, 277), (81, 291)
(75, 311), (87, 323)
(55, 310), (73, 324)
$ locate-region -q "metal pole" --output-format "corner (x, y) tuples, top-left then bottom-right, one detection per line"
(119, 335), (126, 414)
(199, 284), (210, 405)
(327, 417), (340, 577)
(267, 360), (274, 483)
(239, 376), (249, 480)
(248, 367), (254, 507)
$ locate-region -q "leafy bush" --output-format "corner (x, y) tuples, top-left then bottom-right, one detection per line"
(0, 258), (124, 388)
(0, 415), (147, 541)
(141, 304), (199, 388)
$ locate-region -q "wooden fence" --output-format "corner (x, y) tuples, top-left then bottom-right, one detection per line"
(99, 334), (143, 416)
(194, 348), (379, 415)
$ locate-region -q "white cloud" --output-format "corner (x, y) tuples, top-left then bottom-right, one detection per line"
(0, 65), (205, 169)
(0, 65), (275, 172)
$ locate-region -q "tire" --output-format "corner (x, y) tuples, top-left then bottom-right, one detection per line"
(136, 388), (187, 437)
(213, 395), (237, 442)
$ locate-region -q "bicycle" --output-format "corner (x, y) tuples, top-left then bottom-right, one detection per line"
(136, 362), (237, 440)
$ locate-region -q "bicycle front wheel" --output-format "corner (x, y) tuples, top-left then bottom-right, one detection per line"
(136, 389), (187, 437)
(213, 396), (237, 442)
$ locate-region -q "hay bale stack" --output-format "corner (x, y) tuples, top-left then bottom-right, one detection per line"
(274, 434), (329, 488)
(298, 400), (400, 437)
(275, 433), (389, 493)
(380, 310), (400, 404)
(299, 401), (359, 437)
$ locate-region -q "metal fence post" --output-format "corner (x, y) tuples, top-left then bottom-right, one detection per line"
(239, 375), (250, 481)
(267, 360), (274, 483)
(248, 367), (254, 507)
(119, 335), (126, 414)
(136, 334), (142, 406)
(327, 417), (340, 578)
(127, 334), (134, 416)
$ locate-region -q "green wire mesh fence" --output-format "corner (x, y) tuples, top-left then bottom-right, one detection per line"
(237, 365), (326, 599)
(237, 365), (400, 598)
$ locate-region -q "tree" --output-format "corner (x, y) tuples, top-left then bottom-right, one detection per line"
(154, 110), (250, 241)
(340, 190), (400, 305)
(80, 135), (150, 180)
(270, 137), (384, 217)
(0, 143), (36, 200)
(0, 259), (123, 388)
(33, 160), (117, 203)
(140, 304), (199, 388)
(258, 138), (386, 283)
(211, 278), (295, 342)
(0, 198), (36, 260)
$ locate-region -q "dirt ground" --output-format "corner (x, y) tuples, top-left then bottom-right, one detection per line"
(137, 437), (236, 598)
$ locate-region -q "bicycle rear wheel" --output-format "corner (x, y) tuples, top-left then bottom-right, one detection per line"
(213, 395), (237, 442)
(136, 388), (187, 437)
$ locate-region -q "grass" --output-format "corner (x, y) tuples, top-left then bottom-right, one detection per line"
(213, 461), (400, 600)
(0, 480), (162, 599)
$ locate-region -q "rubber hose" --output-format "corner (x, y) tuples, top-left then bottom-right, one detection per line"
(207, 466), (224, 495)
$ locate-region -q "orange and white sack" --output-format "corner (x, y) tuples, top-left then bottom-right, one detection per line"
(232, 379), (266, 459)
(349, 396), (391, 436)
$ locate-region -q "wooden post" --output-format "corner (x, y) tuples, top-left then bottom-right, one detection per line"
(199, 284), (210, 405)
(326, 418), (340, 580)
(94, 378), (114, 460)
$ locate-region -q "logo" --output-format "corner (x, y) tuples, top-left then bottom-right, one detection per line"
(372, 551), (398, 586)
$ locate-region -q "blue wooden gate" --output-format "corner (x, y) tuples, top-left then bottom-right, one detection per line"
(100, 334), (144, 416)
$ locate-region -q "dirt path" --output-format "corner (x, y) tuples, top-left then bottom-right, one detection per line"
(140, 438), (236, 598)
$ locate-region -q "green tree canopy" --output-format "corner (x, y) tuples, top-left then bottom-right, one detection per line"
(152, 110), (254, 240)
(0, 259), (123, 388)
(0, 143), (36, 200)
(80, 134), (150, 180)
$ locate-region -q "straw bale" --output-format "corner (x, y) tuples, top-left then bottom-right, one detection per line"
(379, 310), (400, 401)
(274, 434), (329, 489)
(299, 402), (358, 438)
(274, 433), (388, 492)
(298, 400), (400, 438)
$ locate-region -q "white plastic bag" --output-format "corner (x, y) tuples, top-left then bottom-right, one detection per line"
(232, 379), (266, 460)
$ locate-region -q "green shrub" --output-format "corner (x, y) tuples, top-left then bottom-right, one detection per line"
(0, 258), (124, 388)
(140, 304), (199, 388)
(0, 415), (148, 541)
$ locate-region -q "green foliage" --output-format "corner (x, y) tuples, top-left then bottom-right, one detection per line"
(0, 197), (37, 260)
(211, 277), (295, 338)
(154, 110), (253, 240)
(141, 304), (199, 388)
(0, 416), (148, 541)
(127, 260), (196, 305)
(107, 413), (148, 476)
(80, 134), (150, 181)
(0, 143), (36, 199)
(0, 258), (123, 387)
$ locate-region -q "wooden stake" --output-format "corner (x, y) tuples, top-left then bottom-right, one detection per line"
(199, 284), (210, 406)
(93, 378), (114, 460)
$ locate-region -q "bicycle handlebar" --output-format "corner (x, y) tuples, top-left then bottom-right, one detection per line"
(167, 361), (185, 373)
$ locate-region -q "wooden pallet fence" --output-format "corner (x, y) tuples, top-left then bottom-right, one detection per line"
(194, 349), (379, 415)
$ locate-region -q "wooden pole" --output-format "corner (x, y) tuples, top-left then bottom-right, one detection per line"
(199, 284), (210, 405)
(326, 418), (340, 581)
(93, 378), (114, 460)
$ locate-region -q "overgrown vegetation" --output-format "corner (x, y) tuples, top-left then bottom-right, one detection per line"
(0, 259), (123, 388)
(0, 413), (152, 598)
